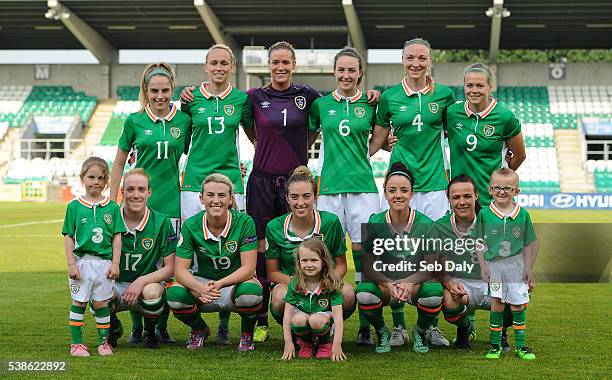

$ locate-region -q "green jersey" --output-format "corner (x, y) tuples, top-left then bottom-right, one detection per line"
(284, 277), (343, 314)
(433, 213), (481, 280)
(363, 209), (434, 281)
(118, 208), (177, 283)
(176, 209), (258, 280)
(375, 79), (455, 192)
(308, 90), (377, 194)
(118, 105), (192, 218)
(62, 197), (126, 260)
(446, 99), (521, 205)
(265, 210), (346, 276)
(181, 83), (254, 194)
(475, 203), (537, 261)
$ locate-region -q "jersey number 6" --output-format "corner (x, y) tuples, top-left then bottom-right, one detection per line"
(339, 119), (351, 136)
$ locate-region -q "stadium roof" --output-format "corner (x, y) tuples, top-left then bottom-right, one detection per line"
(1, 0), (611, 51)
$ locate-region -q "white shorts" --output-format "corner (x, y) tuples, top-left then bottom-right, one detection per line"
(318, 193), (380, 243)
(68, 255), (114, 302)
(194, 276), (237, 313)
(487, 254), (530, 305)
(380, 190), (449, 220)
(181, 191), (245, 220)
(453, 277), (491, 311)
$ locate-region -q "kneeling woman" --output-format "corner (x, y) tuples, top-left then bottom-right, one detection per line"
(167, 173), (263, 351)
(356, 162), (444, 354)
(108, 169), (177, 349)
(266, 166), (356, 326)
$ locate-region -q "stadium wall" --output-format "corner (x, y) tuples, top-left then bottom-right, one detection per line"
(1, 63), (611, 98)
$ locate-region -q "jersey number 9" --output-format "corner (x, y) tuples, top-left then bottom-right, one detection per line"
(466, 134), (478, 152)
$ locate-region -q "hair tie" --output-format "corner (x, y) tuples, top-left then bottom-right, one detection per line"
(145, 67), (173, 83)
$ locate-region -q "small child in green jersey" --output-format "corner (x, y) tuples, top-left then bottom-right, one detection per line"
(476, 168), (539, 360)
(62, 157), (126, 357)
(281, 239), (346, 361)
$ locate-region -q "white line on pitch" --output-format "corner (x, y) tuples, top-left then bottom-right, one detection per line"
(0, 219), (63, 229)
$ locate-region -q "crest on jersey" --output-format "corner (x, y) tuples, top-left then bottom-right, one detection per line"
(224, 105), (235, 116)
(399, 105), (408, 112)
(490, 282), (501, 292)
(512, 226), (521, 239)
(311, 233), (324, 241)
(428, 102), (439, 114)
(225, 240), (238, 253)
(142, 238), (154, 250)
(483, 124), (495, 137)
(295, 96), (306, 110)
(170, 127), (181, 139)
(318, 299), (329, 309)
(354, 107), (366, 118)
(104, 213), (112, 224)
(70, 283), (80, 294)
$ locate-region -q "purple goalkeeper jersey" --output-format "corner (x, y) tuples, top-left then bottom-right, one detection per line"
(247, 84), (320, 175)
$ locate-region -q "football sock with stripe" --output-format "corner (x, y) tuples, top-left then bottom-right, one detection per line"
(489, 311), (504, 346)
(69, 304), (86, 344)
(512, 309), (527, 347)
(94, 306), (111, 345)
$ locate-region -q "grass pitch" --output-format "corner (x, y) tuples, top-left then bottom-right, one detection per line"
(1, 202), (610, 379)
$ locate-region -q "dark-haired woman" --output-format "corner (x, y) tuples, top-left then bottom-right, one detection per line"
(356, 162), (444, 354)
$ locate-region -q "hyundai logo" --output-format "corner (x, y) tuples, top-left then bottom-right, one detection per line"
(550, 194), (575, 208)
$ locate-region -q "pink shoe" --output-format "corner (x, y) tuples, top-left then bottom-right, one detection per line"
(70, 344), (90, 357)
(186, 326), (211, 350)
(296, 338), (314, 359)
(97, 342), (114, 356)
(238, 333), (255, 352)
(316, 342), (333, 359)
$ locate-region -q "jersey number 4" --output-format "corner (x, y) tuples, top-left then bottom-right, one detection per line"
(412, 114), (423, 132)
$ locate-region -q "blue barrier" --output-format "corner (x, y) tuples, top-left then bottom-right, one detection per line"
(517, 193), (612, 209)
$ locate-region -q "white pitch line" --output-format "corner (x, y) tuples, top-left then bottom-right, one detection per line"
(0, 219), (63, 229)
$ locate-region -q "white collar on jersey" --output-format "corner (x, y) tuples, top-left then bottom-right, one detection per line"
(283, 210), (322, 242)
(121, 206), (150, 234)
(464, 97), (497, 119)
(203, 210), (232, 241)
(489, 202), (520, 220)
(145, 103), (177, 123)
(402, 77), (433, 96)
(332, 89), (362, 103)
(200, 82), (233, 100)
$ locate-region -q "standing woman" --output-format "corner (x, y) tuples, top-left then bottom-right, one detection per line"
(356, 162), (445, 354)
(110, 62), (191, 344)
(369, 38), (455, 220)
(265, 166), (355, 327)
(180, 44), (254, 216)
(308, 47), (379, 345)
(368, 38), (454, 346)
(446, 63), (526, 205)
(166, 173), (263, 352)
(244, 41), (321, 341)
(110, 62), (191, 232)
